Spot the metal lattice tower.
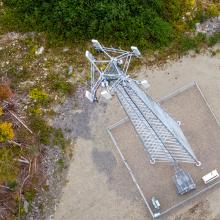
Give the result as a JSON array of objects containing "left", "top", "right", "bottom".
[{"left": 85, "top": 40, "right": 201, "bottom": 166}]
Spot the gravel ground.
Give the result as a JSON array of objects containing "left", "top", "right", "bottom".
[
  {"left": 196, "top": 16, "right": 220, "bottom": 35},
  {"left": 54, "top": 45, "right": 220, "bottom": 220},
  {"left": 111, "top": 85, "right": 220, "bottom": 216}
]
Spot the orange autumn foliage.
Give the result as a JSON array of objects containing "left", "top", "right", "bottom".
[{"left": 0, "top": 84, "right": 13, "bottom": 101}]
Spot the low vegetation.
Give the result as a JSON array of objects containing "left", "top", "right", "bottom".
[
  {"left": 0, "top": 121, "right": 14, "bottom": 142},
  {"left": 0, "top": 31, "right": 79, "bottom": 219},
  {"left": 1, "top": 0, "right": 220, "bottom": 50}
]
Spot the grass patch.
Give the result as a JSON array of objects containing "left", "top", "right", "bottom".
[
  {"left": 29, "top": 115, "right": 52, "bottom": 145},
  {"left": 24, "top": 188, "right": 36, "bottom": 202},
  {"left": 7, "top": 180, "right": 17, "bottom": 189},
  {"left": 46, "top": 73, "right": 75, "bottom": 95},
  {"left": 208, "top": 33, "right": 220, "bottom": 47},
  {"left": 53, "top": 128, "right": 67, "bottom": 150},
  {"left": 177, "top": 33, "right": 207, "bottom": 53},
  {"left": 0, "top": 147, "right": 18, "bottom": 182},
  {"left": 57, "top": 159, "right": 65, "bottom": 170},
  {"left": 6, "top": 66, "right": 32, "bottom": 90},
  {"left": 29, "top": 88, "right": 51, "bottom": 107},
  {"left": 29, "top": 114, "right": 68, "bottom": 149}
]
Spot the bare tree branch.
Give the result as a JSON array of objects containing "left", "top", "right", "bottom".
[
  {"left": 7, "top": 140, "right": 22, "bottom": 147},
  {"left": 0, "top": 185, "right": 11, "bottom": 191},
  {"left": 18, "top": 159, "right": 32, "bottom": 220},
  {"left": 7, "top": 110, "right": 33, "bottom": 134}
]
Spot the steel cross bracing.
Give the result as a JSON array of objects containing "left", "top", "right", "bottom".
[
  {"left": 116, "top": 80, "right": 200, "bottom": 165},
  {"left": 85, "top": 40, "right": 201, "bottom": 166}
]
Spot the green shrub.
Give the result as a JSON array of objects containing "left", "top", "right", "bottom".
[
  {"left": 208, "top": 33, "right": 220, "bottom": 47},
  {"left": 51, "top": 80, "right": 73, "bottom": 94},
  {"left": 29, "top": 115, "right": 52, "bottom": 145},
  {"left": 24, "top": 188, "right": 36, "bottom": 202},
  {"left": 53, "top": 128, "right": 66, "bottom": 150},
  {"left": 150, "top": 17, "right": 173, "bottom": 46},
  {"left": 2, "top": 0, "right": 196, "bottom": 48},
  {"left": 0, "top": 122, "right": 14, "bottom": 142},
  {"left": 46, "top": 73, "right": 74, "bottom": 95},
  {"left": 178, "top": 33, "right": 206, "bottom": 53},
  {"left": 6, "top": 67, "right": 31, "bottom": 89},
  {"left": 206, "top": 4, "right": 219, "bottom": 18},
  {"left": 29, "top": 88, "right": 51, "bottom": 107},
  {"left": 0, "top": 147, "right": 17, "bottom": 182},
  {"left": 29, "top": 115, "right": 67, "bottom": 147},
  {"left": 29, "top": 88, "right": 48, "bottom": 100},
  {"left": 7, "top": 180, "right": 17, "bottom": 189},
  {"left": 2, "top": 0, "right": 219, "bottom": 52},
  {"left": 57, "top": 159, "right": 65, "bottom": 170}
]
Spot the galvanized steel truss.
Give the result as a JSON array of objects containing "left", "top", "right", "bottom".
[{"left": 85, "top": 40, "right": 201, "bottom": 166}]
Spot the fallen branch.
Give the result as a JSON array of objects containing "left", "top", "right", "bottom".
[
  {"left": 33, "top": 157, "right": 37, "bottom": 173},
  {"left": 18, "top": 159, "right": 32, "bottom": 220},
  {"left": 7, "top": 110, "right": 33, "bottom": 134},
  {"left": 0, "top": 185, "right": 11, "bottom": 191},
  {"left": 14, "top": 158, "right": 30, "bottom": 165},
  {"left": 15, "top": 156, "right": 30, "bottom": 164},
  {"left": 2, "top": 203, "right": 15, "bottom": 214},
  {"left": 7, "top": 140, "right": 22, "bottom": 147}
]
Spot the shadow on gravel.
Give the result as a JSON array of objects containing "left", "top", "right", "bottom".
[
  {"left": 52, "top": 87, "right": 95, "bottom": 139},
  {"left": 92, "top": 147, "right": 117, "bottom": 176},
  {"left": 92, "top": 147, "right": 140, "bottom": 201}
]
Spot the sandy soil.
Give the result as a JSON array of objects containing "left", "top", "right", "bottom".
[{"left": 54, "top": 45, "right": 220, "bottom": 220}]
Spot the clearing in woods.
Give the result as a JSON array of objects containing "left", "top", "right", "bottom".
[{"left": 54, "top": 46, "right": 220, "bottom": 220}]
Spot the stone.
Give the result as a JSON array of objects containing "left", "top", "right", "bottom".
[
  {"left": 35, "top": 47, "right": 44, "bottom": 55},
  {"left": 24, "top": 200, "right": 29, "bottom": 213},
  {"left": 195, "top": 16, "right": 220, "bottom": 36},
  {"left": 68, "top": 65, "right": 73, "bottom": 75},
  {"left": 148, "top": 55, "right": 156, "bottom": 62},
  {"left": 63, "top": 47, "right": 69, "bottom": 52}
]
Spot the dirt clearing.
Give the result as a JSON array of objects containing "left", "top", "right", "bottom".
[
  {"left": 54, "top": 46, "right": 220, "bottom": 220},
  {"left": 110, "top": 84, "right": 220, "bottom": 217}
]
